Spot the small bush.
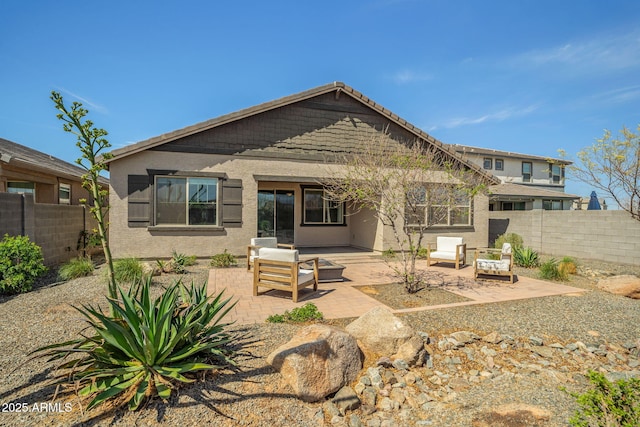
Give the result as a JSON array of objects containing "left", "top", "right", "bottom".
[
  {"left": 58, "top": 257, "right": 94, "bottom": 281},
  {"left": 170, "top": 250, "right": 197, "bottom": 274},
  {"left": 113, "top": 257, "right": 144, "bottom": 283},
  {"left": 539, "top": 258, "right": 568, "bottom": 281},
  {"left": 266, "top": 303, "right": 324, "bottom": 323},
  {"left": 513, "top": 246, "right": 540, "bottom": 268},
  {"left": 567, "top": 370, "right": 640, "bottom": 427},
  {"left": 559, "top": 256, "right": 577, "bottom": 276},
  {"left": 0, "top": 234, "right": 47, "bottom": 294},
  {"left": 494, "top": 233, "right": 523, "bottom": 250},
  {"left": 382, "top": 248, "right": 397, "bottom": 260},
  {"left": 210, "top": 250, "right": 238, "bottom": 268},
  {"left": 411, "top": 246, "right": 429, "bottom": 259}
]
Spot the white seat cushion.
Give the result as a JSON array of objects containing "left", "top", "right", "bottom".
[
  {"left": 430, "top": 251, "right": 458, "bottom": 261},
  {"left": 250, "top": 237, "right": 279, "bottom": 258},
  {"left": 258, "top": 247, "right": 299, "bottom": 262},
  {"left": 298, "top": 269, "right": 315, "bottom": 284},
  {"left": 475, "top": 259, "right": 510, "bottom": 272},
  {"left": 436, "top": 237, "right": 464, "bottom": 253}
]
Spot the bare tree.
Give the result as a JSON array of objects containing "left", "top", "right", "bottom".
[
  {"left": 567, "top": 124, "right": 640, "bottom": 221},
  {"left": 322, "top": 130, "right": 488, "bottom": 293}
]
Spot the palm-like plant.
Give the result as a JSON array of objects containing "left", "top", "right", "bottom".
[{"left": 33, "top": 277, "right": 236, "bottom": 410}]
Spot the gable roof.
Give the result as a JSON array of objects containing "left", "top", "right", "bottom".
[
  {"left": 490, "top": 183, "right": 579, "bottom": 199},
  {"left": 0, "top": 137, "right": 109, "bottom": 185},
  {"left": 105, "top": 82, "right": 499, "bottom": 184},
  {"left": 452, "top": 144, "right": 571, "bottom": 165}
]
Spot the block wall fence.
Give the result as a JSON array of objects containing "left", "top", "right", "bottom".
[
  {"left": 489, "top": 210, "right": 640, "bottom": 266},
  {"left": 0, "top": 193, "right": 99, "bottom": 266}
]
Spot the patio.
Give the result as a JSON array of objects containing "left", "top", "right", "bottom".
[{"left": 207, "top": 249, "right": 586, "bottom": 324}]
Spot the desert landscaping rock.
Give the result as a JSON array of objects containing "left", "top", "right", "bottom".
[
  {"left": 267, "top": 324, "right": 363, "bottom": 402},
  {"left": 597, "top": 274, "right": 640, "bottom": 299},
  {"left": 345, "top": 306, "right": 420, "bottom": 358}
]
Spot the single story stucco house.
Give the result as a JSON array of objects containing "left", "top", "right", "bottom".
[{"left": 105, "top": 82, "right": 498, "bottom": 259}]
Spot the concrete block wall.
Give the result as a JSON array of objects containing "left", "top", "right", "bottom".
[
  {"left": 0, "top": 192, "right": 95, "bottom": 266},
  {"left": 33, "top": 204, "right": 87, "bottom": 265},
  {"left": 0, "top": 193, "right": 30, "bottom": 237},
  {"left": 489, "top": 210, "right": 640, "bottom": 265}
]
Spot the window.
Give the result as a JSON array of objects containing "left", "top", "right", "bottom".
[
  {"left": 155, "top": 176, "right": 218, "bottom": 226},
  {"left": 303, "top": 188, "right": 344, "bottom": 225},
  {"left": 501, "top": 201, "right": 526, "bottom": 211},
  {"left": 522, "top": 162, "right": 532, "bottom": 182},
  {"left": 59, "top": 183, "right": 71, "bottom": 204},
  {"left": 495, "top": 159, "right": 504, "bottom": 171},
  {"left": 483, "top": 158, "right": 493, "bottom": 169},
  {"left": 550, "top": 163, "right": 563, "bottom": 184},
  {"left": 543, "top": 199, "right": 563, "bottom": 210},
  {"left": 7, "top": 181, "right": 35, "bottom": 195},
  {"left": 405, "top": 186, "right": 472, "bottom": 227}
]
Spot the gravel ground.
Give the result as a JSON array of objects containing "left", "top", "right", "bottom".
[{"left": 0, "top": 258, "right": 639, "bottom": 426}]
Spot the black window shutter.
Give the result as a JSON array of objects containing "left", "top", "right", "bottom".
[
  {"left": 221, "top": 179, "right": 242, "bottom": 228},
  {"left": 128, "top": 175, "right": 150, "bottom": 228}
]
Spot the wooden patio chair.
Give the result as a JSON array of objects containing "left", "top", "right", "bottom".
[
  {"left": 473, "top": 243, "right": 514, "bottom": 283},
  {"left": 253, "top": 247, "right": 319, "bottom": 303}
]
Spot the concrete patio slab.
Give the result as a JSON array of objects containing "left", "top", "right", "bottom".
[{"left": 207, "top": 256, "right": 586, "bottom": 325}]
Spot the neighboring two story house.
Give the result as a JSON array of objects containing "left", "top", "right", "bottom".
[{"left": 452, "top": 145, "right": 579, "bottom": 211}]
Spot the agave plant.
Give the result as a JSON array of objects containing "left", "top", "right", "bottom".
[
  {"left": 32, "top": 277, "right": 236, "bottom": 411},
  {"left": 513, "top": 246, "right": 540, "bottom": 268}
]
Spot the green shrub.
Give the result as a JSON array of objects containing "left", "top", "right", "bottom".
[
  {"left": 266, "top": 303, "right": 324, "bottom": 323},
  {"left": 539, "top": 258, "right": 568, "bottom": 281},
  {"left": 382, "top": 248, "right": 397, "bottom": 260},
  {"left": 32, "top": 277, "right": 237, "bottom": 411},
  {"left": 167, "top": 250, "right": 196, "bottom": 274},
  {"left": 513, "top": 246, "right": 540, "bottom": 268},
  {"left": 494, "top": 233, "right": 523, "bottom": 250},
  {"left": 410, "top": 246, "right": 429, "bottom": 259},
  {"left": 567, "top": 371, "right": 640, "bottom": 427},
  {"left": 210, "top": 250, "right": 238, "bottom": 268},
  {"left": 0, "top": 234, "right": 47, "bottom": 294},
  {"left": 58, "top": 257, "right": 94, "bottom": 281},
  {"left": 113, "top": 257, "right": 144, "bottom": 283}
]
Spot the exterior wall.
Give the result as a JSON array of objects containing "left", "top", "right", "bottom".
[
  {"left": 0, "top": 162, "right": 94, "bottom": 205},
  {"left": 0, "top": 192, "right": 97, "bottom": 266},
  {"left": 109, "top": 150, "right": 491, "bottom": 259},
  {"left": 109, "top": 151, "right": 359, "bottom": 259},
  {"left": 489, "top": 210, "right": 640, "bottom": 265}
]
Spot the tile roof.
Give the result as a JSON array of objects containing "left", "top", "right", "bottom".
[
  {"left": 489, "top": 183, "right": 579, "bottom": 199},
  {"left": 451, "top": 144, "right": 571, "bottom": 165},
  {"left": 0, "top": 137, "right": 109, "bottom": 184}
]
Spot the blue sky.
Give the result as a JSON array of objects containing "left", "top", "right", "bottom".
[{"left": 2, "top": 0, "right": 640, "bottom": 201}]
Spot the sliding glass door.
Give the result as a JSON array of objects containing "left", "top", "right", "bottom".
[{"left": 257, "top": 190, "right": 294, "bottom": 244}]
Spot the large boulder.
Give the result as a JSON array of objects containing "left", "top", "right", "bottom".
[
  {"left": 597, "top": 275, "right": 640, "bottom": 299},
  {"left": 345, "top": 306, "right": 426, "bottom": 366},
  {"left": 267, "top": 324, "right": 362, "bottom": 402}
]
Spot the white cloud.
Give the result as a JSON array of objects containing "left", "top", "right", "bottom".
[
  {"left": 592, "top": 85, "right": 640, "bottom": 105},
  {"left": 512, "top": 30, "right": 640, "bottom": 73},
  {"left": 441, "top": 104, "right": 539, "bottom": 129},
  {"left": 391, "top": 69, "right": 433, "bottom": 84},
  {"left": 55, "top": 87, "right": 109, "bottom": 114}
]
